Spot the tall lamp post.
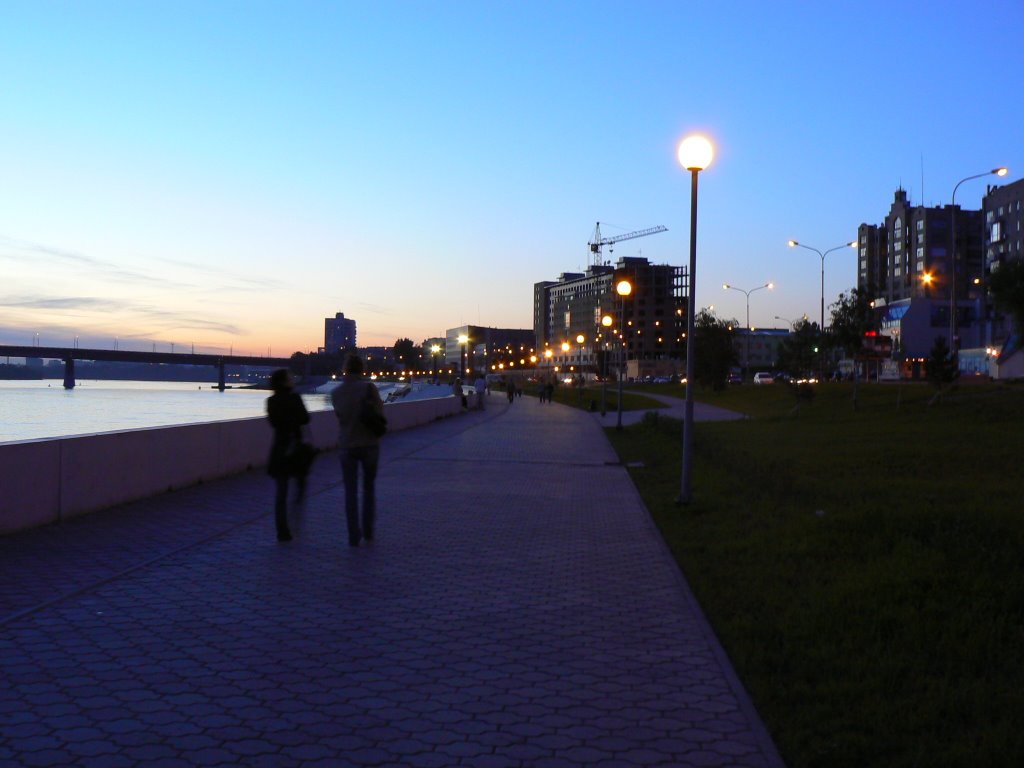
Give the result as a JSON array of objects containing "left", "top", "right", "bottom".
[
  {"left": 601, "top": 314, "right": 613, "bottom": 415},
  {"left": 787, "top": 239, "right": 856, "bottom": 375},
  {"left": 615, "top": 279, "right": 632, "bottom": 430},
  {"left": 949, "top": 167, "right": 1007, "bottom": 351},
  {"left": 457, "top": 334, "right": 468, "bottom": 379},
  {"left": 723, "top": 281, "right": 773, "bottom": 380},
  {"left": 678, "top": 134, "right": 713, "bottom": 505},
  {"left": 430, "top": 343, "right": 441, "bottom": 379}
]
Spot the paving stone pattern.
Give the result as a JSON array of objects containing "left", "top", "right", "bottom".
[{"left": 1, "top": 394, "right": 784, "bottom": 767}]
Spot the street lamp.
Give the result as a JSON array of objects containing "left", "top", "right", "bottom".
[
  {"left": 457, "top": 334, "right": 469, "bottom": 378},
  {"left": 949, "top": 167, "right": 1007, "bottom": 352},
  {"left": 677, "top": 134, "right": 713, "bottom": 504},
  {"left": 430, "top": 343, "right": 441, "bottom": 378},
  {"left": 723, "top": 281, "right": 773, "bottom": 380},
  {"left": 787, "top": 239, "right": 856, "bottom": 375},
  {"left": 601, "top": 314, "right": 613, "bottom": 415},
  {"left": 615, "top": 279, "right": 632, "bottom": 430}
]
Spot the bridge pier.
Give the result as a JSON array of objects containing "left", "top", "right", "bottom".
[
  {"left": 63, "top": 357, "right": 76, "bottom": 390},
  {"left": 217, "top": 360, "right": 226, "bottom": 392}
]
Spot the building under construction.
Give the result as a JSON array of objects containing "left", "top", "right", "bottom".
[{"left": 533, "top": 256, "right": 687, "bottom": 378}]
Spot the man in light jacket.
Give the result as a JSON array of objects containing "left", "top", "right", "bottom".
[{"left": 330, "top": 354, "right": 384, "bottom": 547}]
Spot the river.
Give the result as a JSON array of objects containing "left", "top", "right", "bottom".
[{"left": 0, "top": 380, "right": 335, "bottom": 444}]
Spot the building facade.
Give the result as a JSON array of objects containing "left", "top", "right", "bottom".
[
  {"left": 444, "top": 325, "right": 535, "bottom": 377},
  {"left": 324, "top": 313, "right": 357, "bottom": 354},
  {"left": 858, "top": 189, "right": 984, "bottom": 356},
  {"left": 982, "top": 177, "right": 1024, "bottom": 349},
  {"left": 533, "top": 256, "right": 687, "bottom": 374}
]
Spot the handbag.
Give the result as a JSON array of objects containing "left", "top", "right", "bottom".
[{"left": 360, "top": 385, "right": 388, "bottom": 437}]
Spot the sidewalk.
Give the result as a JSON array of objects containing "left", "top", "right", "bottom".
[
  {"left": 0, "top": 394, "right": 783, "bottom": 768},
  {"left": 588, "top": 389, "right": 747, "bottom": 428}
]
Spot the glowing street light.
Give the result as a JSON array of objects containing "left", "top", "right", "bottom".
[
  {"left": 615, "top": 279, "right": 633, "bottom": 430},
  {"left": 949, "top": 167, "right": 1008, "bottom": 351},
  {"left": 677, "top": 133, "right": 713, "bottom": 504}
]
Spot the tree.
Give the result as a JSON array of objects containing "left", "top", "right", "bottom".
[
  {"left": 988, "top": 257, "right": 1024, "bottom": 336},
  {"left": 829, "top": 288, "right": 875, "bottom": 409},
  {"left": 828, "top": 287, "right": 874, "bottom": 361},
  {"left": 392, "top": 338, "right": 418, "bottom": 371},
  {"left": 776, "top": 318, "right": 819, "bottom": 377},
  {"left": 692, "top": 309, "right": 737, "bottom": 391},
  {"left": 926, "top": 335, "right": 958, "bottom": 389}
]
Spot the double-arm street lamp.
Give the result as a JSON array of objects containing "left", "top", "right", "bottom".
[
  {"left": 949, "top": 167, "right": 1007, "bottom": 351},
  {"left": 787, "top": 239, "right": 855, "bottom": 376},
  {"left": 723, "top": 281, "right": 773, "bottom": 379},
  {"left": 678, "top": 134, "right": 713, "bottom": 505},
  {"left": 786, "top": 240, "right": 856, "bottom": 335}
]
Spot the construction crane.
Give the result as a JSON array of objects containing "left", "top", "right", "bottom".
[{"left": 588, "top": 222, "right": 668, "bottom": 267}]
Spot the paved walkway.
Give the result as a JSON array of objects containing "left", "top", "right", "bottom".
[
  {"left": 588, "top": 390, "right": 747, "bottom": 428},
  {"left": 0, "top": 394, "right": 783, "bottom": 767}
]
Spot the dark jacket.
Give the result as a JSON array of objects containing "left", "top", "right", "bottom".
[
  {"left": 266, "top": 391, "right": 310, "bottom": 477},
  {"left": 331, "top": 377, "right": 384, "bottom": 450}
]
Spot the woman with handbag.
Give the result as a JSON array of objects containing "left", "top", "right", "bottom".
[
  {"left": 266, "top": 368, "right": 311, "bottom": 542},
  {"left": 330, "top": 354, "right": 385, "bottom": 547}
]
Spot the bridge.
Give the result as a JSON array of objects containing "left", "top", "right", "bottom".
[{"left": 0, "top": 345, "right": 294, "bottom": 390}]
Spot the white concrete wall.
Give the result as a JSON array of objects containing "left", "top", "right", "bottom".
[{"left": 0, "top": 394, "right": 464, "bottom": 535}]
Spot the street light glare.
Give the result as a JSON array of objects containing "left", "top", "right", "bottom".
[
  {"left": 767, "top": 282, "right": 774, "bottom": 290},
  {"left": 616, "top": 280, "right": 632, "bottom": 297},
  {"left": 787, "top": 240, "right": 798, "bottom": 247},
  {"left": 995, "top": 167, "right": 1009, "bottom": 177},
  {"left": 677, "top": 135, "right": 713, "bottom": 171},
  {"left": 722, "top": 283, "right": 730, "bottom": 290}
]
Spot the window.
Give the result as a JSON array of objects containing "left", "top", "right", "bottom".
[
  {"left": 894, "top": 267, "right": 902, "bottom": 276},
  {"left": 992, "top": 222, "right": 1003, "bottom": 242},
  {"left": 860, "top": 259, "right": 867, "bottom": 270},
  {"left": 917, "top": 247, "right": 924, "bottom": 259},
  {"left": 917, "top": 220, "right": 924, "bottom": 231}
]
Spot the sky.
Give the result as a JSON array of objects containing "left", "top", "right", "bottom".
[{"left": 2, "top": 0, "right": 1022, "bottom": 356}]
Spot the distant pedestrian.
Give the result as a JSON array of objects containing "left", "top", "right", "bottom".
[
  {"left": 331, "top": 354, "right": 384, "bottom": 547},
  {"left": 507, "top": 381, "right": 515, "bottom": 404},
  {"left": 474, "top": 374, "right": 486, "bottom": 410},
  {"left": 266, "top": 369, "right": 310, "bottom": 543},
  {"left": 545, "top": 381, "right": 554, "bottom": 403}
]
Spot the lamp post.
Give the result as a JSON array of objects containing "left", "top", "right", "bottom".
[
  {"left": 787, "top": 239, "right": 856, "bottom": 375},
  {"left": 457, "top": 334, "right": 468, "bottom": 379},
  {"left": 430, "top": 343, "right": 440, "bottom": 378},
  {"left": 615, "top": 279, "right": 632, "bottom": 430},
  {"left": 723, "top": 281, "right": 773, "bottom": 380},
  {"left": 949, "top": 167, "right": 1008, "bottom": 352},
  {"left": 677, "top": 134, "right": 713, "bottom": 504},
  {"left": 601, "top": 314, "right": 612, "bottom": 415}
]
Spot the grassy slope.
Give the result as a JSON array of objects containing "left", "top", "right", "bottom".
[{"left": 607, "top": 381, "right": 1024, "bottom": 768}]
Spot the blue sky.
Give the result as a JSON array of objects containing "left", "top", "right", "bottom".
[{"left": 2, "top": 1, "right": 1022, "bottom": 355}]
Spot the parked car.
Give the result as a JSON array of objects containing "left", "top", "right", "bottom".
[
  {"left": 727, "top": 372, "right": 742, "bottom": 385},
  {"left": 753, "top": 372, "right": 774, "bottom": 385}
]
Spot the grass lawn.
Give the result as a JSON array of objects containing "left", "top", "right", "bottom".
[{"left": 606, "top": 380, "right": 1024, "bottom": 768}]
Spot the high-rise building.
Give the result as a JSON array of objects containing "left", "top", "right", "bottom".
[
  {"left": 982, "top": 177, "right": 1024, "bottom": 348},
  {"left": 858, "top": 189, "right": 984, "bottom": 356},
  {"left": 324, "top": 313, "right": 357, "bottom": 355}
]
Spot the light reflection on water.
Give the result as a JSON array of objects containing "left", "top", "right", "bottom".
[{"left": 0, "top": 380, "right": 333, "bottom": 444}]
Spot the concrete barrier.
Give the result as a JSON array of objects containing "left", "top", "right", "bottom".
[{"left": 0, "top": 394, "right": 463, "bottom": 535}]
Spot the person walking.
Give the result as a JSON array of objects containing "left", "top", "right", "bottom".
[
  {"left": 331, "top": 354, "right": 384, "bottom": 547},
  {"left": 266, "top": 369, "right": 310, "bottom": 543},
  {"left": 474, "top": 374, "right": 486, "bottom": 410}
]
